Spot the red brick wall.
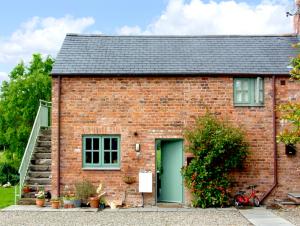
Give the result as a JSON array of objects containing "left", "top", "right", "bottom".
[{"left": 51, "top": 76, "right": 300, "bottom": 206}]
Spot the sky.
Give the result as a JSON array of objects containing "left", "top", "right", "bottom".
[{"left": 0, "top": 0, "right": 295, "bottom": 82}]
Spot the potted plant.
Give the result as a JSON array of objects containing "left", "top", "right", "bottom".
[
  {"left": 75, "top": 180, "right": 97, "bottom": 206},
  {"left": 123, "top": 175, "right": 136, "bottom": 184},
  {"left": 99, "top": 197, "right": 106, "bottom": 210},
  {"left": 23, "top": 184, "right": 30, "bottom": 193},
  {"left": 89, "top": 183, "right": 106, "bottom": 208},
  {"left": 35, "top": 190, "right": 45, "bottom": 207},
  {"left": 63, "top": 185, "right": 75, "bottom": 208},
  {"left": 73, "top": 196, "right": 81, "bottom": 208},
  {"left": 51, "top": 197, "right": 60, "bottom": 209}
]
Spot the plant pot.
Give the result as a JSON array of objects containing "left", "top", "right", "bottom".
[
  {"left": 63, "top": 199, "right": 75, "bottom": 208},
  {"left": 123, "top": 176, "right": 136, "bottom": 184},
  {"left": 99, "top": 203, "right": 105, "bottom": 210},
  {"left": 23, "top": 187, "right": 30, "bottom": 193},
  {"left": 89, "top": 197, "right": 99, "bottom": 208},
  {"left": 36, "top": 198, "right": 45, "bottom": 207},
  {"left": 51, "top": 200, "right": 60, "bottom": 209},
  {"left": 73, "top": 199, "right": 81, "bottom": 208}
]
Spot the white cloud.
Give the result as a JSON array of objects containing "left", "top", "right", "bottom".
[
  {"left": 0, "top": 15, "right": 95, "bottom": 66},
  {"left": 117, "top": 26, "right": 142, "bottom": 35},
  {"left": 117, "top": 0, "right": 293, "bottom": 35}
]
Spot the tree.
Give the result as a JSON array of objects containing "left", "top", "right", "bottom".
[
  {"left": 182, "top": 114, "right": 248, "bottom": 208},
  {"left": 277, "top": 50, "right": 300, "bottom": 145},
  {"left": 0, "top": 53, "right": 54, "bottom": 161}
]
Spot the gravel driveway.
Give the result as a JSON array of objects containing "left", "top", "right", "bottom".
[
  {"left": 273, "top": 208, "right": 300, "bottom": 226},
  {"left": 0, "top": 208, "right": 252, "bottom": 226}
]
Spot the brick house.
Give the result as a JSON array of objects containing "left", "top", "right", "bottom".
[{"left": 49, "top": 33, "right": 300, "bottom": 206}]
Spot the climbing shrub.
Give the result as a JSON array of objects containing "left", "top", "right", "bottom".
[{"left": 182, "top": 114, "right": 248, "bottom": 208}]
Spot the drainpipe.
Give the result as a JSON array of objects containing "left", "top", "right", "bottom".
[
  {"left": 260, "top": 75, "right": 278, "bottom": 203},
  {"left": 57, "top": 76, "right": 61, "bottom": 196}
]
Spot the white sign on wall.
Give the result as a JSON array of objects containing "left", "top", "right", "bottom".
[{"left": 139, "top": 171, "right": 152, "bottom": 193}]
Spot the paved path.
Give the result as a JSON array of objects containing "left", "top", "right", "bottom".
[{"left": 239, "top": 207, "right": 295, "bottom": 226}]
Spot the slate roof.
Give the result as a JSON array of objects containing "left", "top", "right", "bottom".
[{"left": 51, "top": 34, "right": 298, "bottom": 76}]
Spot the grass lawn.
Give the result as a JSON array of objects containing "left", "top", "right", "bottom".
[{"left": 0, "top": 186, "right": 16, "bottom": 209}]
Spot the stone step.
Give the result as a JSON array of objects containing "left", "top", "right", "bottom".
[
  {"left": 21, "top": 191, "right": 36, "bottom": 198},
  {"left": 31, "top": 159, "right": 51, "bottom": 165},
  {"left": 33, "top": 152, "right": 51, "bottom": 159},
  {"left": 26, "top": 178, "right": 51, "bottom": 185},
  {"left": 273, "top": 199, "right": 299, "bottom": 209},
  {"left": 28, "top": 171, "right": 51, "bottom": 178},
  {"left": 288, "top": 193, "right": 300, "bottom": 204},
  {"left": 40, "top": 128, "right": 51, "bottom": 135},
  {"left": 36, "top": 141, "right": 51, "bottom": 148},
  {"left": 34, "top": 147, "right": 51, "bottom": 153},
  {"left": 29, "top": 164, "right": 51, "bottom": 171},
  {"left": 18, "top": 198, "right": 51, "bottom": 205},
  {"left": 37, "top": 135, "right": 51, "bottom": 141},
  {"left": 24, "top": 184, "right": 51, "bottom": 191},
  {"left": 17, "top": 198, "right": 36, "bottom": 205}
]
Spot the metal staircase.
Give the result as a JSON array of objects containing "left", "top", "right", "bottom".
[{"left": 16, "top": 100, "right": 51, "bottom": 204}]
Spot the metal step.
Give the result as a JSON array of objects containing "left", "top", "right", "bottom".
[
  {"left": 28, "top": 171, "right": 51, "bottom": 178},
  {"left": 29, "top": 164, "right": 51, "bottom": 171},
  {"left": 37, "top": 135, "right": 51, "bottom": 141},
  {"left": 33, "top": 152, "right": 51, "bottom": 159}
]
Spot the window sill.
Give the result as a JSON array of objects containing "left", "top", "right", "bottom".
[
  {"left": 234, "top": 104, "right": 264, "bottom": 107},
  {"left": 82, "top": 167, "right": 121, "bottom": 171}
]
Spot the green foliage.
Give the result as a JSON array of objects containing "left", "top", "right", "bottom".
[
  {"left": 277, "top": 50, "right": 300, "bottom": 145},
  {"left": 75, "top": 180, "right": 97, "bottom": 203},
  {"left": 182, "top": 114, "right": 248, "bottom": 208},
  {"left": 0, "top": 53, "right": 53, "bottom": 185},
  {"left": 0, "top": 54, "right": 54, "bottom": 160}
]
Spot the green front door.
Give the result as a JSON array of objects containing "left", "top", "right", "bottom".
[{"left": 158, "top": 140, "right": 183, "bottom": 203}]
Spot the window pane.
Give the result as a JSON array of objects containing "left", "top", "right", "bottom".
[
  {"left": 93, "top": 138, "right": 99, "bottom": 150},
  {"left": 242, "top": 91, "right": 249, "bottom": 102},
  {"left": 112, "top": 152, "right": 118, "bottom": 164},
  {"left": 112, "top": 138, "right": 118, "bottom": 150},
  {"left": 259, "top": 90, "right": 263, "bottom": 103},
  {"left": 104, "top": 152, "right": 111, "bottom": 163},
  {"left": 242, "top": 80, "right": 249, "bottom": 90},
  {"left": 236, "top": 91, "right": 242, "bottom": 102},
  {"left": 86, "top": 138, "right": 92, "bottom": 150},
  {"left": 93, "top": 152, "right": 99, "bottom": 164},
  {"left": 85, "top": 152, "right": 92, "bottom": 164},
  {"left": 235, "top": 80, "right": 241, "bottom": 90},
  {"left": 104, "top": 138, "right": 111, "bottom": 150}
]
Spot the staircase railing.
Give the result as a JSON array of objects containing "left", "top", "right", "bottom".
[{"left": 18, "top": 100, "right": 51, "bottom": 197}]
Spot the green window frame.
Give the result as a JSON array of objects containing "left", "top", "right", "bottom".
[
  {"left": 82, "top": 135, "right": 120, "bottom": 169},
  {"left": 233, "top": 77, "right": 264, "bottom": 106}
]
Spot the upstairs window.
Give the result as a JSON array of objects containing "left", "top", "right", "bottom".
[
  {"left": 83, "top": 135, "right": 120, "bottom": 169},
  {"left": 233, "top": 77, "right": 264, "bottom": 106}
]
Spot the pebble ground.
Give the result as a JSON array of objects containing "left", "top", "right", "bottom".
[
  {"left": 0, "top": 208, "right": 253, "bottom": 226},
  {"left": 273, "top": 208, "right": 300, "bottom": 226}
]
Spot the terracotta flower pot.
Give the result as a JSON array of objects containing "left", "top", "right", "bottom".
[
  {"left": 36, "top": 198, "right": 45, "bottom": 207},
  {"left": 89, "top": 197, "right": 99, "bottom": 208},
  {"left": 23, "top": 186, "right": 30, "bottom": 193},
  {"left": 51, "top": 200, "right": 60, "bottom": 209}
]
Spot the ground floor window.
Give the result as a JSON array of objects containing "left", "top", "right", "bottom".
[{"left": 82, "top": 135, "right": 120, "bottom": 169}]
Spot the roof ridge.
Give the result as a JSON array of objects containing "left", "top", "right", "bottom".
[{"left": 66, "top": 33, "right": 296, "bottom": 38}]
